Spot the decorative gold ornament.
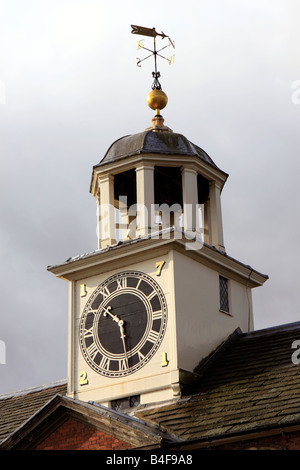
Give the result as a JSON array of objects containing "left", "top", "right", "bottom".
[{"left": 147, "top": 89, "right": 168, "bottom": 114}]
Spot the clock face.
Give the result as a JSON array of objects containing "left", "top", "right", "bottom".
[{"left": 79, "top": 271, "right": 168, "bottom": 377}]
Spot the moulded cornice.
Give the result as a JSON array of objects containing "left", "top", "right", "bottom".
[
  {"left": 48, "top": 231, "right": 268, "bottom": 288},
  {"left": 90, "top": 153, "right": 228, "bottom": 197}
]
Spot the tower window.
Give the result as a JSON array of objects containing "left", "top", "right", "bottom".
[
  {"left": 111, "top": 395, "right": 140, "bottom": 411},
  {"left": 219, "top": 276, "right": 230, "bottom": 313}
]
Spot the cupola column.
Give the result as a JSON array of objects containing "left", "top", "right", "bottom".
[
  {"left": 181, "top": 167, "right": 199, "bottom": 234},
  {"left": 205, "top": 181, "right": 225, "bottom": 252},
  {"left": 97, "top": 174, "right": 116, "bottom": 248},
  {"left": 135, "top": 163, "right": 155, "bottom": 238}
]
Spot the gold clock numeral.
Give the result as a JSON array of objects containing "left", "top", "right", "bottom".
[
  {"left": 161, "top": 352, "right": 169, "bottom": 367},
  {"left": 79, "top": 371, "right": 88, "bottom": 385},
  {"left": 80, "top": 284, "right": 87, "bottom": 297},
  {"left": 155, "top": 260, "right": 165, "bottom": 276}
]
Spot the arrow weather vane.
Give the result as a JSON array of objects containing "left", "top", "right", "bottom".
[{"left": 131, "top": 24, "right": 175, "bottom": 90}]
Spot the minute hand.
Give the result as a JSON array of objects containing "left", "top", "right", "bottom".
[{"left": 118, "top": 319, "right": 129, "bottom": 369}]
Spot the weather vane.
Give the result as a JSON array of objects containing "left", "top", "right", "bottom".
[
  {"left": 131, "top": 24, "right": 175, "bottom": 91},
  {"left": 130, "top": 24, "right": 175, "bottom": 120}
]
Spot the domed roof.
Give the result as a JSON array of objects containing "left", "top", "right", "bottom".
[{"left": 98, "top": 130, "right": 220, "bottom": 170}]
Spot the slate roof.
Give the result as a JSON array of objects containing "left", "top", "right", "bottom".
[
  {"left": 135, "top": 322, "right": 300, "bottom": 445},
  {"left": 1, "top": 322, "right": 300, "bottom": 449},
  {"left": 0, "top": 381, "right": 67, "bottom": 444}
]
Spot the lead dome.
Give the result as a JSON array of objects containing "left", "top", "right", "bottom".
[{"left": 98, "top": 130, "right": 220, "bottom": 170}]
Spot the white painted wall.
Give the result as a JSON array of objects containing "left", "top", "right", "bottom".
[{"left": 171, "top": 249, "right": 254, "bottom": 372}]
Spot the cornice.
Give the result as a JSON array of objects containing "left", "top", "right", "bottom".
[
  {"left": 90, "top": 153, "right": 228, "bottom": 197},
  {"left": 48, "top": 229, "right": 268, "bottom": 288}
]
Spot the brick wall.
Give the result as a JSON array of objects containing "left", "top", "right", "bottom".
[{"left": 35, "top": 417, "right": 132, "bottom": 450}]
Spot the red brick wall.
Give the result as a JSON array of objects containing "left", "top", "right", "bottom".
[{"left": 35, "top": 417, "right": 132, "bottom": 450}]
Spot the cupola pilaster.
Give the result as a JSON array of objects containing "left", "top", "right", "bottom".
[
  {"left": 181, "top": 166, "right": 199, "bottom": 234},
  {"left": 97, "top": 174, "right": 116, "bottom": 249},
  {"left": 205, "top": 181, "right": 225, "bottom": 252},
  {"left": 135, "top": 163, "right": 155, "bottom": 238}
]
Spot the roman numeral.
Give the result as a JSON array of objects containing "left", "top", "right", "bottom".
[
  {"left": 84, "top": 325, "right": 93, "bottom": 338},
  {"left": 147, "top": 290, "right": 157, "bottom": 301},
  {"left": 148, "top": 330, "right": 159, "bottom": 344},
  {"left": 116, "top": 277, "right": 127, "bottom": 289},
  {"left": 87, "top": 342, "right": 98, "bottom": 360},
  {"left": 137, "top": 350, "right": 145, "bottom": 361},
  {"left": 99, "top": 286, "right": 110, "bottom": 298},
  {"left": 99, "top": 355, "right": 110, "bottom": 370},
  {"left": 152, "top": 310, "right": 162, "bottom": 320},
  {"left": 119, "top": 358, "right": 128, "bottom": 371}
]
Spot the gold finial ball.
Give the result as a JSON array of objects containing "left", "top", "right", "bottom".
[{"left": 147, "top": 89, "right": 168, "bottom": 113}]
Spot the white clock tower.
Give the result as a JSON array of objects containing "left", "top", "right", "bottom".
[{"left": 48, "top": 26, "right": 268, "bottom": 410}]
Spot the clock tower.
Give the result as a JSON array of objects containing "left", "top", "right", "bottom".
[{"left": 48, "top": 26, "right": 268, "bottom": 409}]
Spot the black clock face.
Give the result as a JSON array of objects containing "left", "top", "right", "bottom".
[{"left": 79, "top": 271, "right": 168, "bottom": 377}]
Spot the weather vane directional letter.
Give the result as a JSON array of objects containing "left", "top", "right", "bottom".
[{"left": 131, "top": 24, "right": 175, "bottom": 90}]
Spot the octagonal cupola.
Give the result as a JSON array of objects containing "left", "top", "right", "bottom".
[{"left": 90, "top": 117, "right": 228, "bottom": 253}]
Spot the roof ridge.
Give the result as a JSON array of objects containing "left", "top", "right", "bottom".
[
  {"left": 86, "top": 399, "right": 181, "bottom": 442},
  {"left": 0, "top": 379, "right": 67, "bottom": 400},
  {"left": 238, "top": 321, "right": 300, "bottom": 340}
]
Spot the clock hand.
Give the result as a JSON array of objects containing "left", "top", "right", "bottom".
[
  {"left": 103, "top": 306, "right": 129, "bottom": 369},
  {"left": 118, "top": 320, "right": 129, "bottom": 369},
  {"left": 102, "top": 306, "right": 121, "bottom": 324}
]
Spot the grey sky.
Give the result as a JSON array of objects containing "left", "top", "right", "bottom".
[{"left": 0, "top": 0, "right": 299, "bottom": 394}]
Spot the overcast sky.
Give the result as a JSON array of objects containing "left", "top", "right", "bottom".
[{"left": 0, "top": 0, "right": 299, "bottom": 394}]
